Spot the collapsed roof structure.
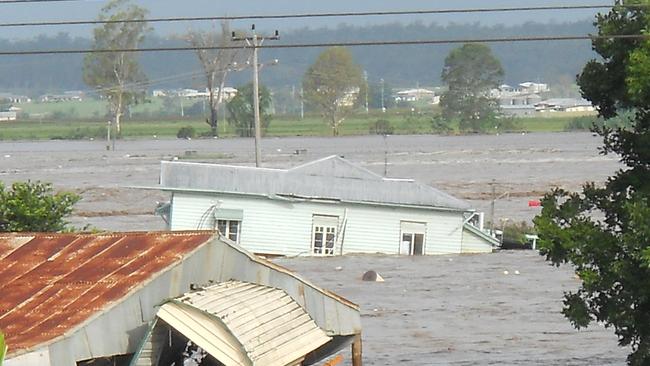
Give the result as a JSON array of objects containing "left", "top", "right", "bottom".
[{"left": 0, "top": 231, "right": 361, "bottom": 366}]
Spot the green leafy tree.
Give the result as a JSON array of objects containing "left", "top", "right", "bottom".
[
  {"left": 303, "top": 47, "right": 363, "bottom": 136},
  {"left": 440, "top": 43, "right": 504, "bottom": 133},
  {"left": 535, "top": 2, "right": 650, "bottom": 364},
  {"left": 83, "top": 0, "right": 149, "bottom": 134},
  {"left": 226, "top": 83, "right": 272, "bottom": 137},
  {"left": 0, "top": 181, "right": 80, "bottom": 232}
]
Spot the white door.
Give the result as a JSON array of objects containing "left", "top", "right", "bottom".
[
  {"left": 312, "top": 215, "right": 339, "bottom": 256},
  {"left": 400, "top": 221, "right": 426, "bottom": 255}
]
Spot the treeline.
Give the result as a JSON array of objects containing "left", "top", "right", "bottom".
[{"left": 0, "top": 20, "right": 596, "bottom": 95}]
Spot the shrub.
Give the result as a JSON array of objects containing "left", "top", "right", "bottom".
[
  {"left": 431, "top": 116, "right": 453, "bottom": 134},
  {"left": 565, "top": 116, "right": 600, "bottom": 131},
  {"left": 176, "top": 126, "right": 196, "bottom": 139},
  {"left": 502, "top": 220, "right": 536, "bottom": 249},
  {"left": 369, "top": 119, "right": 394, "bottom": 135}
]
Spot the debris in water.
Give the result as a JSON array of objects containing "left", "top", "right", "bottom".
[{"left": 362, "top": 270, "right": 385, "bottom": 282}]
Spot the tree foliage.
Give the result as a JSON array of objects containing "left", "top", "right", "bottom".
[
  {"left": 303, "top": 47, "right": 363, "bottom": 136},
  {"left": 0, "top": 330, "right": 5, "bottom": 365},
  {"left": 0, "top": 181, "right": 80, "bottom": 232},
  {"left": 535, "top": 2, "right": 650, "bottom": 364},
  {"left": 187, "top": 22, "right": 247, "bottom": 137},
  {"left": 440, "top": 43, "right": 504, "bottom": 133},
  {"left": 226, "top": 83, "right": 272, "bottom": 138},
  {"left": 83, "top": 0, "right": 149, "bottom": 133}
]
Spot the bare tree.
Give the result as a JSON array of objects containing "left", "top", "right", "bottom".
[{"left": 187, "top": 22, "right": 247, "bottom": 137}]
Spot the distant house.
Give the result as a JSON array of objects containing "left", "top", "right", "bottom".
[
  {"left": 518, "top": 82, "right": 549, "bottom": 94},
  {"left": 156, "top": 156, "right": 498, "bottom": 257},
  {"left": 492, "top": 81, "right": 549, "bottom": 117},
  {"left": 500, "top": 104, "right": 537, "bottom": 117},
  {"left": 213, "top": 86, "right": 239, "bottom": 102},
  {"left": 499, "top": 93, "right": 542, "bottom": 107},
  {"left": 0, "top": 93, "right": 31, "bottom": 104},
  {"left": 158, "top": 87, "right": 238, "bottom": 101},
  {"left": 0, "top": 111, "right": 17, "bottom": 121},
  {"left": 492, "top": 82, "right": 549, "bottom": 98},
  {"left": 334, "top": 87, "right": 360, "bottom": 107},
  {"left": 535, "top": 98, "right": 595, "bottom": 113},
  {"left": 394, "top": 88, "right": 438, "bottom": 104},
  {"left": 151, "top": 89, "right": 167, "bottom": 97},
  {"left": 1, "top": 231, "right": 361, "bottom": 366},
  {"left": 39, "top": 91, "right": 84, "bottom": 103}
]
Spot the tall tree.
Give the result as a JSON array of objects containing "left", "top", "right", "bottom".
[
  {"left": 0, "top": 181, "right": 80, "bottom": 232},
  {"left": 440, "top": 43, "right": 504, "bottom": 132},
  {"left": 187, "top": 22, "right": 247, "bottom": 137},
  {"left": 535, "top": 2, "right": 650, "bottom": 364},
  {"left": 226, "top": 83, "right": 272, "bottom": 137},
  {"left": 303, "top": 47, "right": 363, "bottom": 136},
  {"left": 83, "top": 0, "right": 149, "bottom": 134}
]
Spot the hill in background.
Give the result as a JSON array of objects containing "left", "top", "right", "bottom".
[{"left": 0, "top": 20, "right": 596, "bottom": 95}]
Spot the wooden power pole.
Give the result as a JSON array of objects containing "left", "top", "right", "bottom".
[{"left": 233, "top": 25, "right": 279, "bottom": 167}]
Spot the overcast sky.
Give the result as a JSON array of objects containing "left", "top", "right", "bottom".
[{"left": 0, "top": 0, "right": 606, "bottom": 39}]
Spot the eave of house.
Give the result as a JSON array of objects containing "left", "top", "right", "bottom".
[{"left": 135, "top": 185, "right": 473, "bottom": 214}]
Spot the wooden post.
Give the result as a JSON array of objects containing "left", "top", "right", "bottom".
[{"left": 352, "top": 334, "right": 362, "bottom": 366}]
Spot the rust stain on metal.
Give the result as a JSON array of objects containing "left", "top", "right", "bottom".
[
  {"left": 254, "top": 255, "right": 359, "bottom": 310},
  {"left": 0, "top": 231, "right": 214, "bottom": 356}
]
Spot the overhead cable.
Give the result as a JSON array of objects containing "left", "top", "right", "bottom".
[
  {"left": 0, "top": 0, "right": 83, "bottom": 3},
  {"left": 0, "top": 4, "right": 642, "bottom": 28},
  {"left": 0, "top": 34, "right": 646, "bottom": 56}
]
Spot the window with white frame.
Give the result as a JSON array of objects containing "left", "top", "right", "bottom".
[
  {"left": 400, "top": 221, "right": 426, "bottom": 256},
  {"left": 312, "top": 215, "right": 339, "bottom": 256},
  {"left": 217, "top": 219, "right": 241, "bottom": 243},
  {"left": 214, "top": 208, "right": 244, "bottom": 244}
]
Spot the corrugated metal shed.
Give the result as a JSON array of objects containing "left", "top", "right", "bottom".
[
  {"left": 0, "top": 231, "right": 214, "bottom": 358},
  {"left": 1, "top": 231, "right": 361, "bottom": 365},
  {"left": 154, "top": 281, "right": 331, "bottom": 366},
  {"left": 159, "top": 155, "right": 470, "bottom": 211}
]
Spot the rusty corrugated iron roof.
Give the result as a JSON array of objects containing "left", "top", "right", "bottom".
[{"left": 0, "top": 231, "right": 215, "bottom": 356}]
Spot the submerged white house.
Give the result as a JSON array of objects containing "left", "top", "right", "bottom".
[{"left": 157, "top": 156, "right": 498, "bottom": 256}]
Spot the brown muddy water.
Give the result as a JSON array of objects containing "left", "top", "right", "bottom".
[
  {"left": 277, "top": 251, "right": 628, "bottom": 365},
  {"left": 0, "top": 132, "right": 628, "bottom": 364},
  {"left": 0, "top": 132, "right": 621, "bottom": 230}
]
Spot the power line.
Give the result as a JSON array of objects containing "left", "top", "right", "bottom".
[
  {"left": 0, "top": 0, "right": 84, "bottom": 3},
  {"left": 0, "top": 4, "right": 636, "bottom": 28},
  {"left": 0, "top": 34, "right": 646, "bottom": 56}
]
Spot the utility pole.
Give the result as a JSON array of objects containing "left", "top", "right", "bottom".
[
  {"left": 489, "top": 180, "right": 496, "bottom": 235},
  {"left": 233, "top": 25, "right": 279, "bottom": 167},
  {"left": 383, "top": 134, "right": 388, "bottom": 177},
  {"left": 363, "top": 70, "right": 369, "bottom": 114},
  {"left": 380, "top": 78, "right": 385, "bottom": 112},
  {"left": 300, "top": 87, "right": 304, "bottom": 120},
  {"left": 106, "top": 120, "right": 111, "bottom": 151}
]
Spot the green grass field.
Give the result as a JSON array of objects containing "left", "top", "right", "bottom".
[{"left": 1, "top": 98, "right": 596, "bottom": 140}]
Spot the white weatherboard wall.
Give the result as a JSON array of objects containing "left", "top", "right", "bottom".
[
  {"left": 170, "top": 192, "right": 465, "bottom": 256},
  {"left": 461, "top": 229, "right": 494, "bottom": 254}
]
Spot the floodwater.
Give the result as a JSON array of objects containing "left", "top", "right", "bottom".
[
  {"left": 0, "top": 132, "right": 621, "bottom": 230},
  {"left": 277, "top": 251, "right": 628, "bottom": 365},
  {"left": 0, "top": 132, "right": 629, "bottom": 364}
]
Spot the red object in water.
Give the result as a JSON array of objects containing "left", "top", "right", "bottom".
[{"left": 528, "top": 200, "right": 542, "bottom": 207}]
